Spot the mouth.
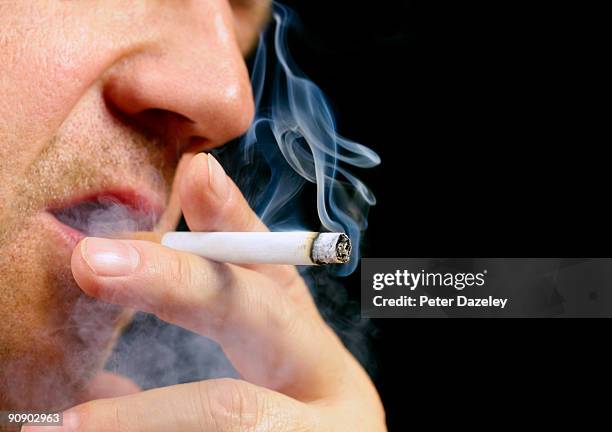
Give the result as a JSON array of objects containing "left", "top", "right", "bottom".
[{"left": 46, "top": 190, "right": 163, "bottom": 242}]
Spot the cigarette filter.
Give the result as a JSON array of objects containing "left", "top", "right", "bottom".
[{"left": 159, "top": 231, "right": 351, "bottom": 265}]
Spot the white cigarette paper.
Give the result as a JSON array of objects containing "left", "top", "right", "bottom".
[{"left": 161, "top": 232, "right": 351, "bottom": 265}]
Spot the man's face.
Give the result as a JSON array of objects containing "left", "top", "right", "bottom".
[{"left": 0, "top": 0, "right": 269, "bottom": 410}]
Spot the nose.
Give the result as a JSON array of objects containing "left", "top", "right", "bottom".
[{"left": 102, "top": 1, "right": 255, "bottom": 154}]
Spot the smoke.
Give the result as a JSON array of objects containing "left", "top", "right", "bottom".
[
  {"left": 217, "top": 3, "right": 380, "bottom": 276},
  {"left": 51, "top": 195, "right": 157, "bottom": 237},
  {"left": 109, "top": 2, "right": 379, "bottom": 389},
  {"left": 108, "top": 313, "right": 237, "bottom": 389}
]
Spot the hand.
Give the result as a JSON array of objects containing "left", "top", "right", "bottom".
[{"left": 25, "top": 153, "right": 385, "bottom": 431}]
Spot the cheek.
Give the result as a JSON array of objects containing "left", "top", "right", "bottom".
[
  {"left": 1, "top": 4, "right": 86, "bottom": 149},
  {"left": 0, "top": 1, "right": 148, "bottom": 193}
]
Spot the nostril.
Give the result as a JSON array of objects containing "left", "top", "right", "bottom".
[
  {"left": 182, "top": 136, "right": 212, "bottom": 153},
  {"left": 103, "top": 96, "right": 211, "bottom": 155},
  {"left": 130, "top": 111, "right": 212, "bottom": 153},
  {"left": 104, "top": 92, "right": 195, "bottom": 138},
  {"left": 127, "top": 107, "right": 193, "bottom": 137},
  {"left": 131, "top": 108, "right": 194, "bottom": 138}
]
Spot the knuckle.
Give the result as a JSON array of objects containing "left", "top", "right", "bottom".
[
  {"left": 205, "top": 263, "right": 237, "bottom": 336},
  {"left": 167, "top": 252, "right": 196, "bottom": 288},
  {"left": 198, "top": 379, "right": 264, "bottom": 432},
  {"left": 158, "top": 251, "right": 199, "bottom": 305}
]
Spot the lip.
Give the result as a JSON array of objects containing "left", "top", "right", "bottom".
[
  {"left": 46, "top": 188, "right": 165, "bottom": 217},
  {"left": 42, "top": 211, "right": 88, "bottom": 249},
  {"left": 43, "top": 187, "right": 165, "bottom": 249}
]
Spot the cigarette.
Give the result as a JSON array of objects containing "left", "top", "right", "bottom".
[{"left": 130, "top": 231, "right": 351, "bottom": 265}]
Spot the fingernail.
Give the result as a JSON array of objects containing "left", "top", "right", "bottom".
[
  {"left": 81, "top": 238, "right": 140, "bottom": 277},
  {"left": 207, "top": 153, "right": 230, "bottom": 198},
  {"left": 21, "top": 411, "right": 79, "bottom": 432}
]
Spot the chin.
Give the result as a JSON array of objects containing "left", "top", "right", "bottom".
[
  {"left": 0, "top": 292, "right": 132, "bottom": 412},
  {"left": 0, "top": 218, "right": 133, "bottom": 412}
]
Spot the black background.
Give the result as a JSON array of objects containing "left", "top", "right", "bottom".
[{"left": 279, "top": 1, "right": 603, "bottom": 430}]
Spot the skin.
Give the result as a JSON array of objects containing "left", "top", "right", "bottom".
[{"left": 0, "top": 0, "right": 385, "bottom": 431}]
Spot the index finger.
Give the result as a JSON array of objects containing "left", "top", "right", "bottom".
[{"left": 178, "top": 152, "right": 298, "bottom": 285}]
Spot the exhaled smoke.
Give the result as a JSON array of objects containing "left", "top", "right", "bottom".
[
  {"left": 218, "top": 3, "right": 380, "bottom": 276},
  {"left": 51, "top": 196, "right": 157, "bottom": 237}
]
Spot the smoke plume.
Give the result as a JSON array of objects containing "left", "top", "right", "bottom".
[
  {"left": 218, "top": 3, "right": 380, "bottom": 276},
  {"left": 108, "top": 2, "right": 379, "bottom": 389}
]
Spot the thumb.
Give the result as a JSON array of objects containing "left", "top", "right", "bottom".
[{"left": 24, "top": 379, "right": 316, "bottom": 432}]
